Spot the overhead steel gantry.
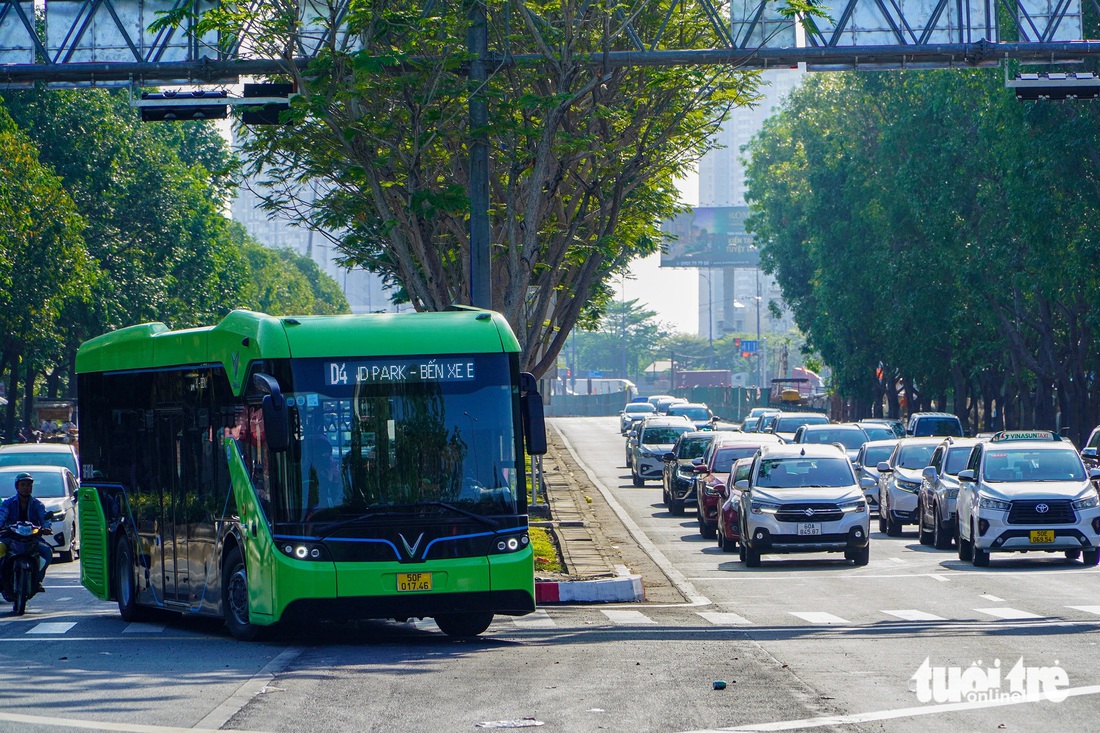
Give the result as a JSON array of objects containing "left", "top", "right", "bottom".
[{"left": 0, "top": 0, "right": 1096, "bottom": 89}]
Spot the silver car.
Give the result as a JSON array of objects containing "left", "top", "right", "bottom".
[
  {"left": 916, "top": 437, "right": 986, "bottom": 549},
  {"left": 853, "top": 439, "right": 899, "bottom": 513},
  {"left": 877, "top": 438, "right": 941, "bottom": 536}
]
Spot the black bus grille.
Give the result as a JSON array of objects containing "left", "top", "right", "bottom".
[{"left": 1007, "top": 500, "right": 1075, "bottom": 525}]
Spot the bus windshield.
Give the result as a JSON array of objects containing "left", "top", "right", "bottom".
[{"left": 248, "top": 353, "right": 521, "bottom": 527}]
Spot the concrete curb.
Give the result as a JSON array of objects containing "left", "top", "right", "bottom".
[{"left": 535, "top": 572, "right": 645, "bottom": 604}]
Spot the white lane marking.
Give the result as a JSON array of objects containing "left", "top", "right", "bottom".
[
  {"left": 975, "top": 607, "right": 1043, "bottom": 620},
  {"left": 511, "top": 610, "right": 556, "bottom": 629},
  {"left": 123, "top": 622, "right": 166, "bottom": 633},
  {"left": 788, "top": 612, "right": 850, "bottom": 625},
  {"left": 1068, "top": 605, "right": 1100, "bottom": 616},
  {"left": 698, "top": 611, "right": 753, "bottom": 626},
  {"left": 685, "top": 684, "right": 1100, "bottom": 732},
  {"left": 980, "top": 593, "right": 1006, "bottom": 602},
  {"left": 882, "top": 610, "right": 946, "bottom": 622},
  {"left": 887, "top": 557, "right": 905, "bottom": 563},
  {"left": 0, "top": 710, "right": 269, "bottom": 732},
  {"left": 27, "top": 622, "right": 76, "bottom": 634},
  {"left": 928, "top": 575, "right": 949, "bottom": 582},
  {"left": 601, "top": 609, "right": 657, "bottom": 625}
]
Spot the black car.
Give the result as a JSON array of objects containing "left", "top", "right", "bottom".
[{"left": 661, "top": 431, "right": 716, "bottom": 514}]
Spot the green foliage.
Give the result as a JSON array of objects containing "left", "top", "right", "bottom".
[
  {"left": 745, "top": 69, "right": 1100, "bottom": 438},
  {"left": 199, "top": 0, "right": 759, "bottom": 379}
]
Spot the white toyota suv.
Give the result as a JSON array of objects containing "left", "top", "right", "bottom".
[
  {"left": 736, "top": 444, "right": 870, "bottom": 567},
  {"left": 956, "top": 430, "right": 1100, "bottom": 567}
]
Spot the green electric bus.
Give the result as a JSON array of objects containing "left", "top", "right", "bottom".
[{"left": 75, "top": 308, "right": 546, "bottom": 639}]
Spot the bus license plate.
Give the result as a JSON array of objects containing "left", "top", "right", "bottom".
[
  {"left": 798, "top": 523, "right": 821, "bottom": 536},
  {"left": 397, "top": 572, "right": 433, "bottom": 592},
  {"left": 1030, "top": 530, "right": 1055, "bottom": 544}
]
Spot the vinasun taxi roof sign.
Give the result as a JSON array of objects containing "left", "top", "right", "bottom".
[{"left": 990, "top": 430, "right": 1060, "bottom": 442}]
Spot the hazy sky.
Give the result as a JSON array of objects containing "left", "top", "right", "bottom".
[{"left": 622, "top": 175, "right": 699, "bottom": 334}]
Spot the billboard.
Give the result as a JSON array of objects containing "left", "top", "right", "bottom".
[{"left": 661, "top": 206, "right": 760, "bottom": 268}]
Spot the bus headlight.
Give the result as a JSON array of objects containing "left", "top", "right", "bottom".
[
  {"left": 491, "top": 533, "right": 530, "bottom": 555},
  {"left": 280, "top": 542, "right": 330, "bottom": 561}
]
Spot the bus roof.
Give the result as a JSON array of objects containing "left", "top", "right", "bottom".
[{"left": 76, "top": 308, "right": 520, "bottom": 395}]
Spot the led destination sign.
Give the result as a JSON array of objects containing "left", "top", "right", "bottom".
[{"left": 326, "top": 358, "right": 477, "bottom": 386}]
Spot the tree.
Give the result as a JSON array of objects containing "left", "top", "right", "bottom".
[
  {"left": 0, "top": 106, "right": 96, "bottom": 435},
  {"left": 189, "top": 0, "right": 759, "bottom": 377}
]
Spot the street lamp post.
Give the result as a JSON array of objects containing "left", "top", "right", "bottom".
[{"left": 755, "top": 268, "right": 764, "bottom": 390}]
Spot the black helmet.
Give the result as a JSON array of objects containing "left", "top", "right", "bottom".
[{"left": 15, "top": 472, "right": 33, "bottom": 484}]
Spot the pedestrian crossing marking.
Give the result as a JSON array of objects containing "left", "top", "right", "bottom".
[
  {"left": 788, "top": 611, "right": 850, "bottom": 624},
  {"left": 602, "top": 610, "right": 657, "bottom": 624},
  {"left": 975, "top": 607, "right": 1043, "bottom": 620},
  {"left": 512, "top": 610, "right": 556, "bottom": 629},
  {"left": 122, "top": 623, "right": 166, "bottom": 633},
  {"left": 1067, "top": 605, "right": 1100, "bottom": 616},
  {"left": 882, "top": 610, "right": 946, "bottom": 622},
  {"left": 980, "top": 594, "right": 1006, "bottom": 602},
  {"left": 27, "top": 622, "right": 76, "bottom": 634},
  {"left": 698, "top": 611, "right": 753, "bottom": 626}
]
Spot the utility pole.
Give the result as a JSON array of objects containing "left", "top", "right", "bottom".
[{"left": 467, "top": 0, "right": 491, "bottom": 309}]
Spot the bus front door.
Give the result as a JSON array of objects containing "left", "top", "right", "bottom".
[{"left": 157, "top": 411, "right": 188, "bottom": 604}]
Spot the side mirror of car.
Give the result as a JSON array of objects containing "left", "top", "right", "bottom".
[
  {"left": 663, "top": 452, "right": 676, "bottom": 462},
  {"left": 734, "top": 479, "right": 749, "bottom": 491},
  {"left": 860, "top": 477, "right": 877, "bottom": 490},
  {"left": 694, "top": 464, "right": 709, "bottom": 473},
  {"left": 922, "top": 466, "right": 937, "bottom": 481},
  {"left": 1089, "top": 468, "right": 1100, "bottom": 480},
  {"left": 958, "top": 469, "right": 976, "bottom": 482},
  {"left": 1082, "top": 447, "right": 1097, "bottom": 459},
  {"left": 877, "top": 461, "right": 892, "bottom": 473}
]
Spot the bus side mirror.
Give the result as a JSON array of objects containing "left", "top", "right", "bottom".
[
  {"left": 253, "top": 372, "right": 290, "bottom": 453},
  {"left": 520, "top": 372, "right": 547, "bottom": 456}
]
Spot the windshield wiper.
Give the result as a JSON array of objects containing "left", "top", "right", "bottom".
[
  {"left": 422, "top": 502, "right": 499, "bottom": 528},
  {"left": 315, "top": 503, "right": 499, "bottom": 536}
]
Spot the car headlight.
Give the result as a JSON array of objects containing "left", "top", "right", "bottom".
[
  {"left": 751, "top": 501, "right": 780, "bottom": 514},
  {"left": 703, "top": 483, "right": 724, "bottom": 497},
  {"left": 677, "top": 467, "right": 694, "bottom": 479},
  {"left": 1072, "top": 495, "right": 1100, "bottom": 510},
  {"left": 944, "top": 488, "right": 959, "bottom": 499},
  {"left": 839, "top": 499, "right": 867, "bottom": 513},
  {"left": 977, "top": 495, "right": 1011, "bottom": 512},
  {"left": 894, "top": 479, "right": 921, "bottom": 494}
]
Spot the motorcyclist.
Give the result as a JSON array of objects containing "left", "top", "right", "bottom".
[{"left": 0, "top": 473, "right": 52, "bottom": 592}]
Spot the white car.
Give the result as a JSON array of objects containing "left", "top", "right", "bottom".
[
  {"left": 736, "top": 443, "right": 870, "bottom": 566},
  {"left": 956, "top": 430, "right": 1100, "bottom": 567},
  {"left": 630, "top": 417, "right": 695, "bottom": 487},
  {"left": 0, "top": 443, "right": 79, "bottom": 478},
  {"left": 876, "top": 438, "right": 941, "bottom": 536},
  {"left": 619, "top": 402, "right": 657, "bottom": 434},
  {"left": 0, "top": 464, "right": 80, "bottom": 562}
]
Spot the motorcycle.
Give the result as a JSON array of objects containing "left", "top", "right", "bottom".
[{"left": 0, "top": 520, "right": 51, "bottom": 615}]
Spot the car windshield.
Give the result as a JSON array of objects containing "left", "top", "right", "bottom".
[
  {"left": 897, "top": 444, "right": 936, "bottom": 469},
  {"left": 804, "top": 429, "right": 866, "bottom": 449},
  {"left": 859, "top": 425, "right": 895, "bottom": 441},
  {"left": 624, "top": 404, "right": 655, "bottom": 415},
  {"left": 643, "top": 426, "right": 693, "bottom": 444},
  {"left": 913, "top": 417, "right": 962, "bottom": 437},
  {"left": 862, "top": 445, "right": 895, "bottom": 466},
  {"left": 677, "top": 437, "right": 713, "bottom": 459},
  {"left": 713, "top": 447, "right": 761, "bottom": 472},
  {"left": 944, "top": 446, "right": 975, "bottom": 475},
  {"left": 741, "top": 417, "right": 760, "bottom": 431},
  {"left": 755, "top": 458, "right": 856, "bottom": 488},
  {"left": 0, "top": 471, "right": 68, "bottom": 498},
  {"left": 982, "top": 449, "right": 1086, "bottom": 482},
  {"left": 670, "top": 406, "right": 710, "bottom": 421},
  {"left": 0, "top": 452, "right": 76, "bottom": 473},
  {"left": 776, "top": 416, "right": 829, "bottom": 432}
]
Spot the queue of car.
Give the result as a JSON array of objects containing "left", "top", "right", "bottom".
[{"left": 618, "top": 400, "right": 1100, "bottom": 571}]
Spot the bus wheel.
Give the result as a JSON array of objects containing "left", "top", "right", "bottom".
[
  {"left": 222, "top": 547, "right": 261, "bottom": 641},
  {"left": 435, "top": 612, "right": 493, "bottom": 638},
  {"left": 116, "top": 537, "right": 149, "bottom": 622}
]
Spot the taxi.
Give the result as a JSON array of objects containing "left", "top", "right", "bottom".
[{"left": 955, "top": 430, "right": 1100, "bottom": 567}]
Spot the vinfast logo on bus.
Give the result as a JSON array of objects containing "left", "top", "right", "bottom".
[{"left": 326, "top": 358, "right": 477, "bottom": 385}]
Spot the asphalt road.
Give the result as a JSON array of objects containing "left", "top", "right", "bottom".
[{"left": 1, "top": 416, "right": 1097, "bottom": 732}]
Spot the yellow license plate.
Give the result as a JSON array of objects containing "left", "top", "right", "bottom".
[
  {"left": 1030, "top": 530, "right": 1055, "bottom": 544},
  {"left": 397, "top": 572, "right": 432, "bottom": 592}
]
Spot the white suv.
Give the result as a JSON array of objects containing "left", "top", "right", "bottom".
[
  {"left": 736, "top": 444, "right": 870, "bottom": 567},
  {"left": 630, "top": 417, "right": 695, "bottom": 487},
  {"left": 956, "top": 430, "right": 1100, "bottom": 567}
]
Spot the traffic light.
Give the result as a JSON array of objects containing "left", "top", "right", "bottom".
[
  {"left": 138, "top": 90, "right": 228, "bottom": 122},
  {"left": 241, "top": 83, "right": 294, "bottom": 125}
]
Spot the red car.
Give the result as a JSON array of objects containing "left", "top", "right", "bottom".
[
  {"left": 717, "top": 458, "right": 754, "bottom": 552},
  {"left": 693, "top": 434, "right": 780, "bottom": 539}
]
